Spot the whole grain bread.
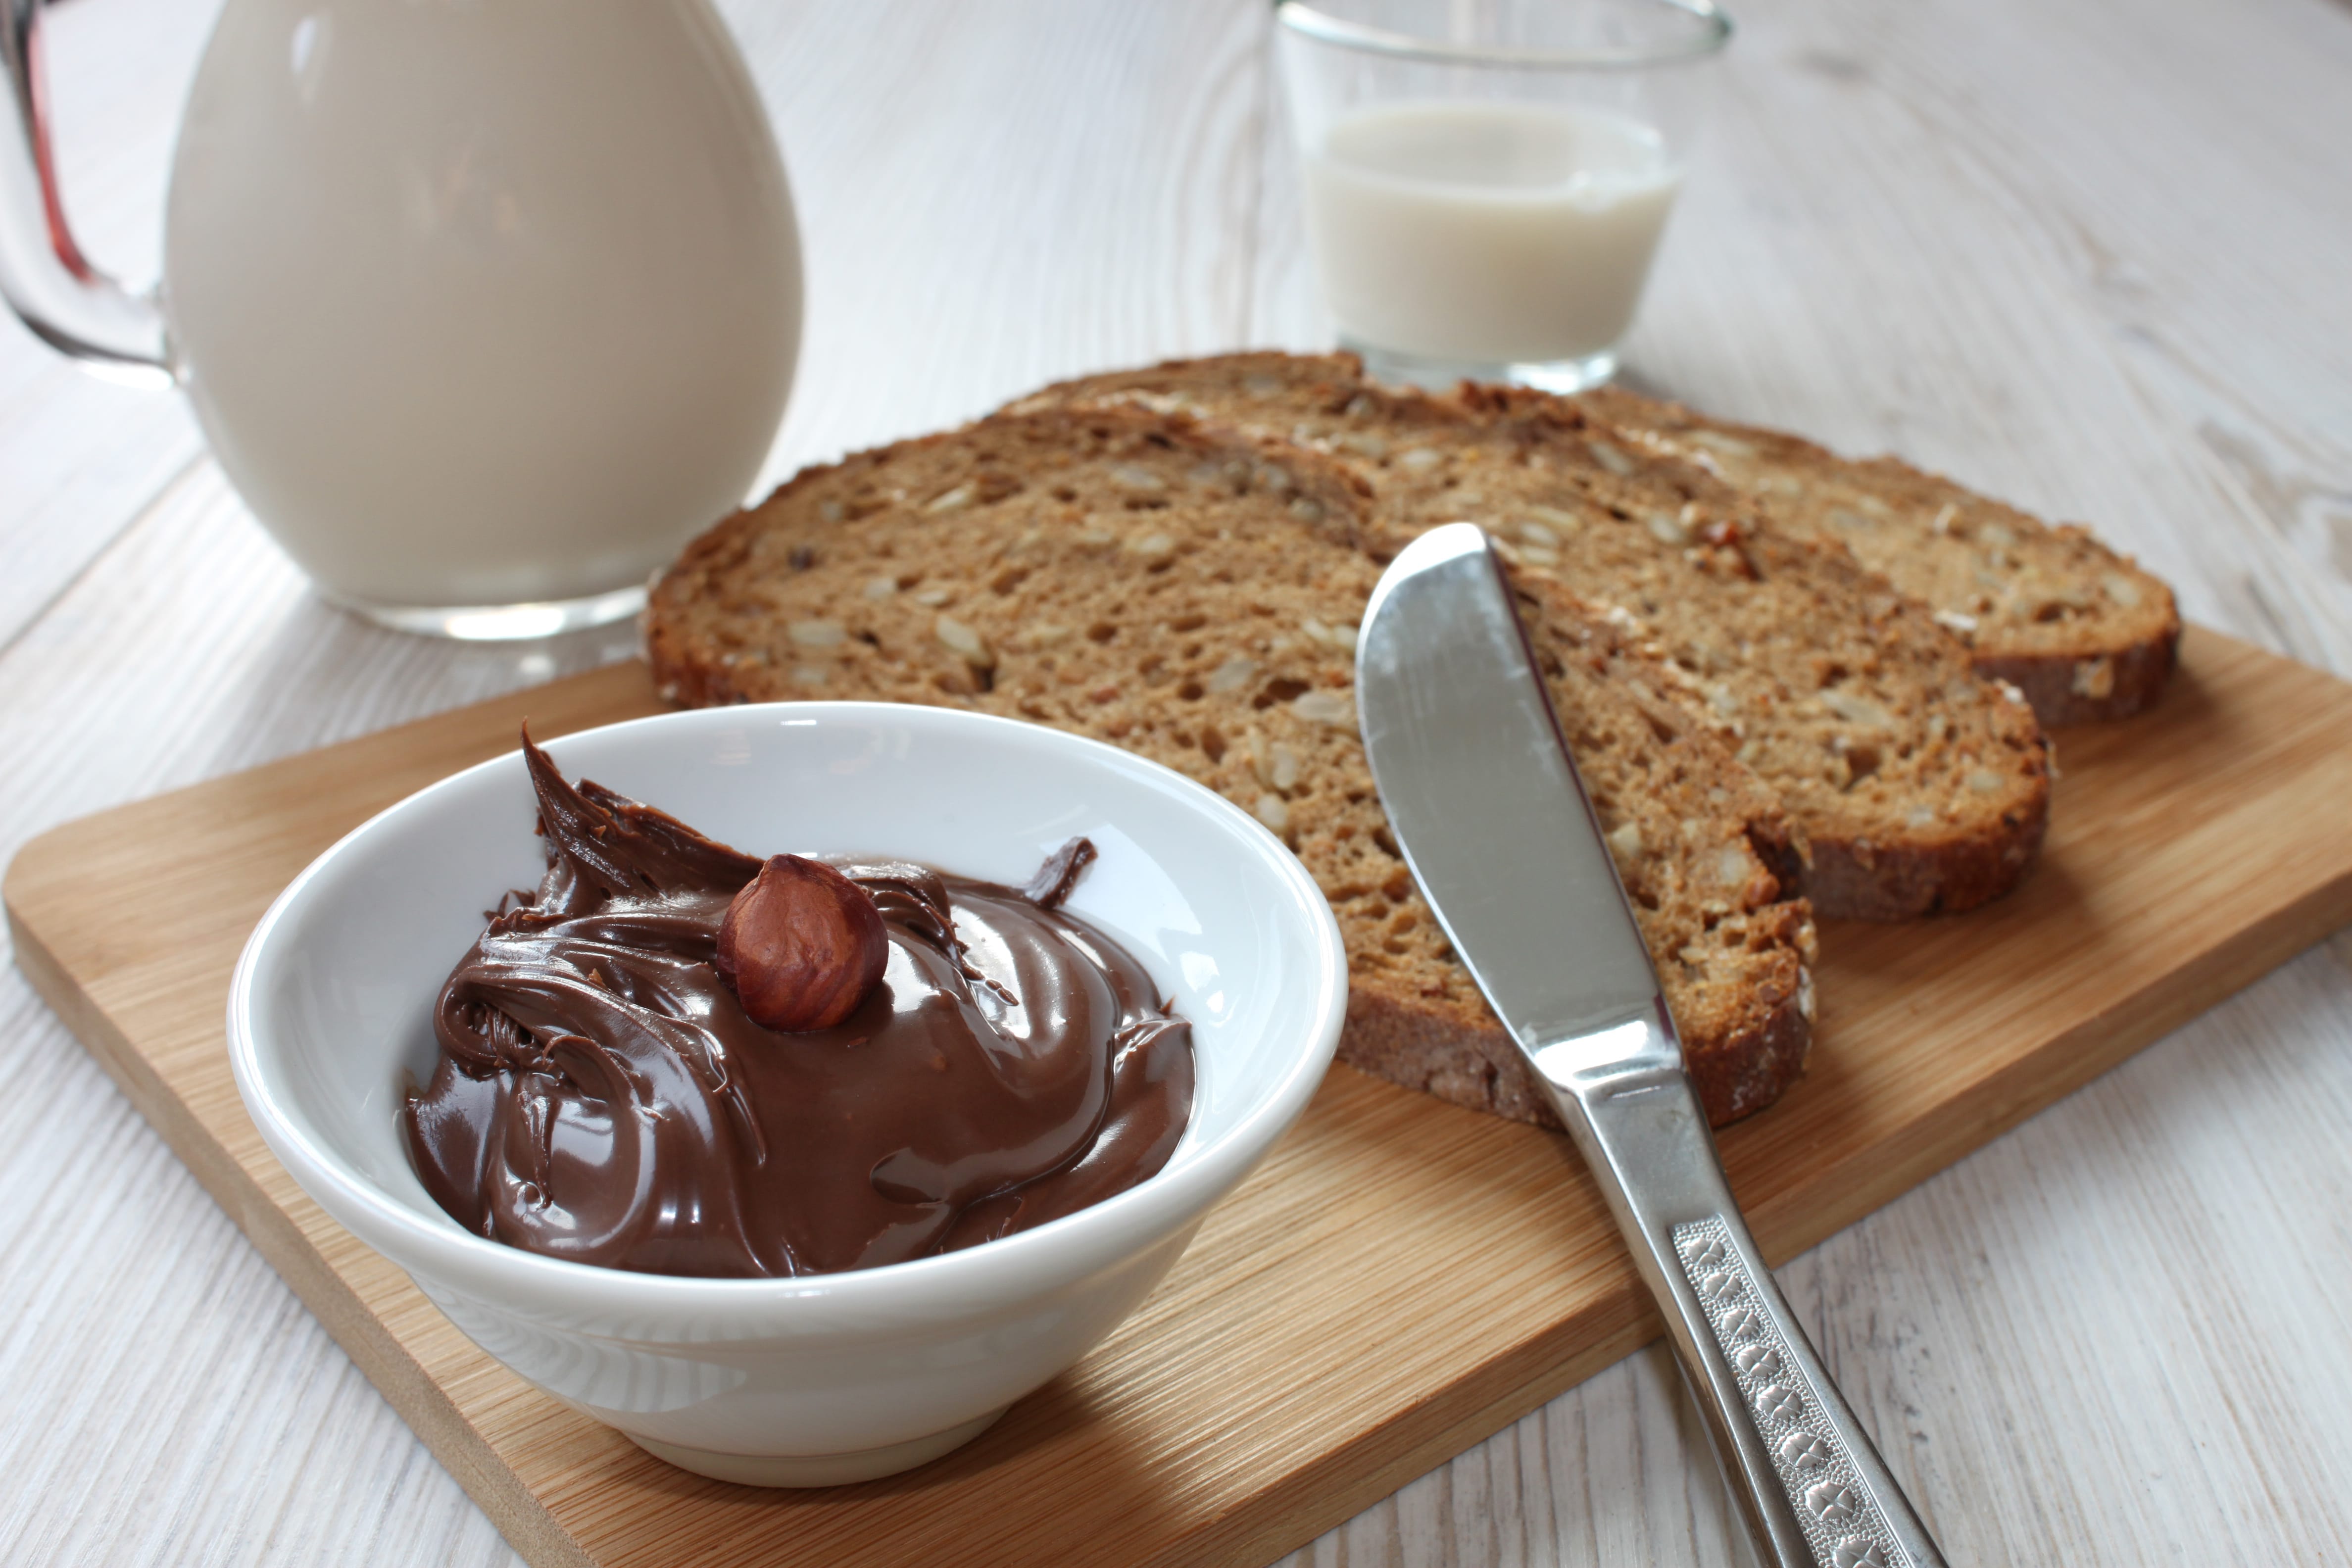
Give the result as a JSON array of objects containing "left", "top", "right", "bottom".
[
  {"left": 1019, "top": 355, "right": 2053, "bottom": 920},
  {"left": 1577, "top": 387, "right": 2181, "bottom": 726},
  {"left": 1013, "top": 355, "right": 2179, "bottom": 726},
  {"left": 646, "top": 405, "right": 1818, "bottom": 1127}
]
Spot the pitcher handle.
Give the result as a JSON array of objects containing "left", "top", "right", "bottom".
[{"left": 0, "top": 0, "right": 170, "bottom": 379}]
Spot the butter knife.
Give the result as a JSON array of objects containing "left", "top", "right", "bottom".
[{"left": 1354, "top": 523, "right": 1948, "bottom": 1568}]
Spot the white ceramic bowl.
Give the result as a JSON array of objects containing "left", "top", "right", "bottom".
[{"left": 227, "top": 703, "right": 1346, "bottom": 1485}]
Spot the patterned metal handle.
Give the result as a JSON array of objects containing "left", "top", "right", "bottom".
[
  {"left": 1672, "top": 1216, "right": 1922, "bottom": 1568},
  {"left": 1526, "top": 1026, "right": 1950, "bottom": 1568}
]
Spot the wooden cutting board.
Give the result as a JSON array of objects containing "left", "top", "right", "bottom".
[{"left": 7, "top": 625, "right": 2351, "bottom": 1568}]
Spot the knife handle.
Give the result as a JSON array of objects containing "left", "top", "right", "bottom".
[{"left": 1536, "top": 1048, "right": 1949, "bottom": 1568}]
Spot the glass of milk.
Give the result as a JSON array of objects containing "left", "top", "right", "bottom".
[{"left": 1275, "top": 0, "right": 1730, "bottom": 393}]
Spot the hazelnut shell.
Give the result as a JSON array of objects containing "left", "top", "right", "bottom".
[{"left": 713, "top": 855, "right": 888, "bottom": 1033}]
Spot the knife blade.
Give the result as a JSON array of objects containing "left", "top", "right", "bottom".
[{"left": 1355, "top": 523, "right": 1949, "bottom": 1568}]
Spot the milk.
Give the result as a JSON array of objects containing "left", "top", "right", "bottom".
[
  {"left": 1300, "top": 101, "right": 1680, "bottom": 367},
  {"left": 163, "top": 0, "right": 800, "bottom": 616}
]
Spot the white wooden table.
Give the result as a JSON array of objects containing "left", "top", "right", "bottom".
[{"left": 3, "top": 0, "right": 2349, "bottom": 1562}]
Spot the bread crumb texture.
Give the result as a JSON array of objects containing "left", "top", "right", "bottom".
[
  {"left": 1578, "top": 386, "right": 2180, "bottom": 727},
  {"left": 648, "top": 405, "right": 1818, "bottom": 1127},
  {"left": 1029, "top": 355, "right": 2057, "bottom": 921}
]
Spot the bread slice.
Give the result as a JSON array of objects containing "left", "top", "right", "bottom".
[
  {"left": 1021, "top": 355, "right": 2053, "bottom": 921},
  {"left": 1016, "top": 355, "right": 2180, "bottom": 727},
  {"left": 1578, "top": 387, "right": 2181, "bottom": 726},
  {"left": 646, "top": 405, "right": 1817, "bottom": 1126}
]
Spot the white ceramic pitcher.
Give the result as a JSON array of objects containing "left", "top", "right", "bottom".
[{"left": 0, "top": 0, "right": 801, "bottom": 638}]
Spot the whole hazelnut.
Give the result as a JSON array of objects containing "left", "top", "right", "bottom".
[{"left": 713, "top": 855, "right": 889, "bottom": 1032}]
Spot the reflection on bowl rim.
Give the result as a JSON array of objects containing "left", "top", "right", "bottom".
[{"left": 1274, "top": 0, "right": 1732, "bottom": 73}]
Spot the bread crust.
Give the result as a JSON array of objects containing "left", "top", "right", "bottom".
[
  {"left": 1337, "top": 961, "right": 1813, "bottom": 1128},
  {"left": 1974, "top": 632, "right": 2178, "bottom": 728},
  {"left": 1799, "top": 803, "right": 2051, "bottom": 922}
]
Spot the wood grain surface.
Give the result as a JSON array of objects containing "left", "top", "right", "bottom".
[
  {"left": 1, "top": 0, "right": 2349, "bottom": 1562},
  {"left": 7, "top": 624, "right": 2351, "bottom": 1568}
]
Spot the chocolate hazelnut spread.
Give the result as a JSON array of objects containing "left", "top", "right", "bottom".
[{"left": 401, "top": 735, "right": 1193, "bottom": 1277}]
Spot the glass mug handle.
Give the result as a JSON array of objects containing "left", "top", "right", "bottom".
[{"left": 0, "top": 0, "right": 171, "bottom": 381}]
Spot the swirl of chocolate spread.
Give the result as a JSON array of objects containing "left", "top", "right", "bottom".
[{"left": 401, "top": 736, "right": 1193, "bottom": 1278}]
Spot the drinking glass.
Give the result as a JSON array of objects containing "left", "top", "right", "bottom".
[{"left": 1274, "top": 0, "right": 1730, "bottom": 393}]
